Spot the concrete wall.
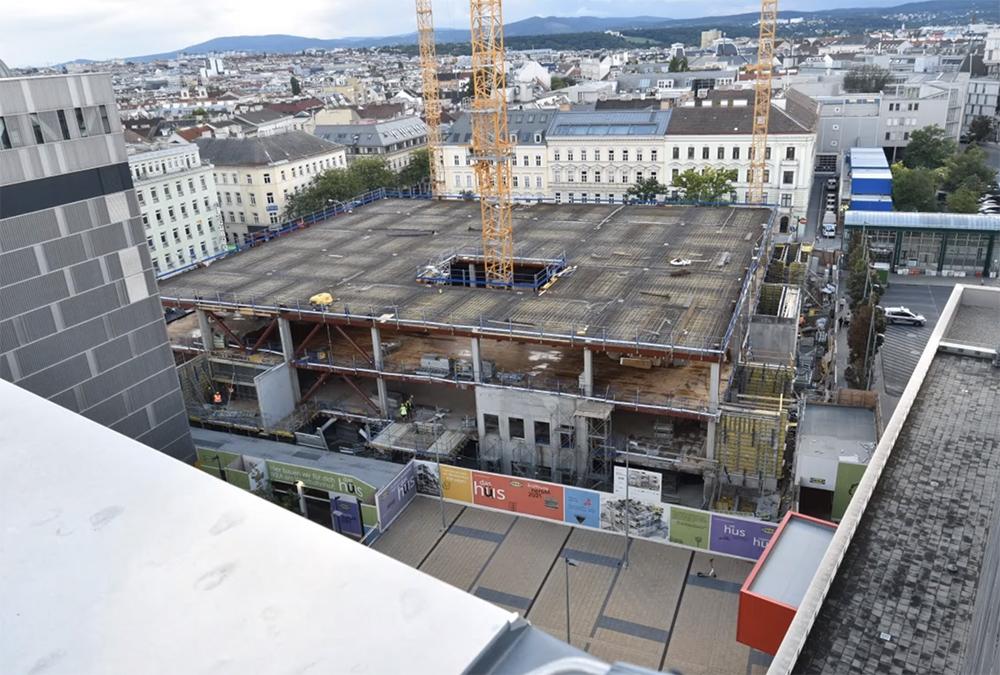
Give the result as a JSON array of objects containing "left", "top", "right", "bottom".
[{"left": 254, "top": 361, "right": 298, "bottom": 428}]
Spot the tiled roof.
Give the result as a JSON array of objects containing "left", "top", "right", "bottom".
[
  {"left": 195, "top": 131, "right": 342, "bottom": 166},
  {"left": 666, "top": 104, "right": 810, "bottom": 135},
  {"left": 314, "top": 116, "right": 428, "bottom": 149}
]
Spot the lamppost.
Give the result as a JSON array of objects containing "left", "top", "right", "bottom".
[
  {"left": 331, "top": 495, "right": 343, "bottom": 535},
  {"left": 564, "top": 556, "right": 577, "bottom": 644},
  {"left": 295, "top": 480, "right": 308, "bottom": 517},
  {"left": 206, "top": 454, "right": 226, "bottom": 483}
]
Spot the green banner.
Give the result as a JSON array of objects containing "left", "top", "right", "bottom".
[
  {"left": 669, "top": 507, "right": 710, "bottom": 549},
  {"left": 832, "top": 461, "right": 866, "bottom": 521},
  {"left": 195, "top": 448, "right": 241, "bottom": 480},
  {"left": 266, "top": 460, "right": 376, "bottom": 503}
]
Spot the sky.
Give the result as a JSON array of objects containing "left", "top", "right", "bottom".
[{"left": 8, "top": 0, "right": 897, "bottom": 67}]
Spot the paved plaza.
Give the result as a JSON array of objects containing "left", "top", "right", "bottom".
[{"left": 374, "top": 496, "right": 772, "bottom": 673}]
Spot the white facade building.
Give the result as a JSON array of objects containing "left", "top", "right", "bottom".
[
  {"left": 128, "top": 142, "right": 227, "bottom": 276},
  {"left": 195, "top": 132, "right": 347, "bottom": 244},
  {"left": 440, "top": 101, "right": 816, "bottom": 233}
]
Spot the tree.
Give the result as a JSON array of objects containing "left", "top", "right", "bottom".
[
  {"left": 846, "top": 304, "right": 886, "bottom": 389},
  {"left": 946, "top": 186, "right": 980, "bottom": 213},
  {"left": 397, "top": 148, "right": 430, "bottom": 189},
  {"left": 625, "top": 177, "right": 667, "bottom": 203},
  {"left": 351, "top": 157, "right": 397, "bottom": 192},
  {"left": 842, "top": 65, "right": 891, "bottom": 93},
  {"left": 283, "top": 157, "right": 401, "bottom": 219},
  {"left": 290, "top": 76, "right": 301, "bottom": 96},
  {"left": 967, "top": 115, "right": 995, "bottom": 144},
  {"left": 891, "top": 162, "right": 940, "bottom": 212},
  {"left": 668, "top": 55, "right": 689, "bottom": 72},
  {"left": 941, "top": 146, "right": 994, "bottom": 193},
  {"left": 550, "top": 75, "right": 576, "bottom": 90},
  {"left": 192, "top": 107, "right": 208, "bottom": 118},
  {"left": 902, "top": 125, "right": 956, "bottom": 170},
  {"left": 671, "top": 167, "right": 737, "bottom": 202}
]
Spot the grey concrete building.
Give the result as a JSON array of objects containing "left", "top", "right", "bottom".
[{"left": 0, "top": 71, "right": 193, "bottom": 460}]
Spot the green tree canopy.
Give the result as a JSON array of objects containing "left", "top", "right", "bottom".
[
  {"left": 671, "top": 167, "right": 737, "bottom": 202},
  {"left": 668, "top": 56, "right": 688, "bottom": 72},
  {"left": 891, "top": 162, "right": 940, "bottom": 212},
  {"left": 941, "top": 146, "right": 994, "bottom": 193},
  {"left": 902, "top": 125, "right": 956, "bottom": 170},
  {"left": 967, "top": 115, "right": 995, "bottom": 144},
  {"left": 290, "top": 76, "right": 301, "bottom": 96},
  {"left": 550, "top": 75, "right": 576, "bottom": 90},
  {"left": 842, "top": 65, "right": 891, "bottom": 93},
  {"left": 397, "top": 148, "right": 431, "bottom": 189},
  {"left": 946, "top": 186, "right": 981, "bottom": 213},
  {"left": 625, "top": 177, "right": 667, "bottom": 202}
]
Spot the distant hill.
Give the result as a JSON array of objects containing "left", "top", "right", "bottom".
[{"left": 120, "top": 0, "right": 997, "bottom": 62}]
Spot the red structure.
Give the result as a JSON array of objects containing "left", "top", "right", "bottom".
[{"left": 737, "top": 511, "right": 836, "bottom": 655}]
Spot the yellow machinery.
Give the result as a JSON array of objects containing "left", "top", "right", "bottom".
[
  {"left": 468, "top": 0, "right": 514, "bottom": 286},
  {"left": 748, "top": 0, "right": 778, "bottom": 205},
  {"left": 415, "top": 0, "right": 445, "bottom": 197}
]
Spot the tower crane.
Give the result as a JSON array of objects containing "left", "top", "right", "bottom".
[
  {"left": 748, "top": 0, "right": 778, "bottom": 205},
  {"left": 415, "top": 0, "right": 445, "bottom": 197},
  {"left": 468, "top": 0, "right": 514, "bottom": 287}
]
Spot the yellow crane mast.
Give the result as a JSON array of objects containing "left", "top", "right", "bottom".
[
  {"left": 415, "top": 0, "right": 445, "bottom": 197},
  {"left": 468, "top": 0, "right": 514, "bottom": 287},
  {"left": 748, "top": 0, "right": 778, "bottom": 205}
]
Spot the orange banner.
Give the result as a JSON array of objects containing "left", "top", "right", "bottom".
[
  {"left": 441, "top": 465, "right": 473, "bottom": 503},
  {"left": 471, "top": 471, "right": 564, "bottom": 521}
]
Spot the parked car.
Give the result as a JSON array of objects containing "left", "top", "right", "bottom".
[
  {"left": 825, "top": 178, "right": 838, "bottom": 190},
  {"left": 882, "top": 306, "right": 927, "bottom": 326}
]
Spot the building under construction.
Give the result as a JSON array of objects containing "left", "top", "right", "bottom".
[{"left": 162, "top": 196, "right": 799, "bottom": 512}]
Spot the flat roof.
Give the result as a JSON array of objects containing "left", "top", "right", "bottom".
[
  {"left": 748, "top": 516, "right": 835, "bottom": 607},
  {"left": 849, "top": 147, "right": 890, "bottom": 169},
  {"left": 191, "top": 427, "right": 404, "bottom": 489},
  {"left": 844, "top": 210, "right": 1000, "bottom": 232},
  {"left": 771, "top": 285, "right": 1000, "bottom": 674},
  {"left": 0, "top": 380, "right": 562, "bottom": 675},
  {"left": 161, "top": 198, "right": 772, "bottom": 355},
  {"left": 798, "top": 404, "right": 877, "bottom": 461}
]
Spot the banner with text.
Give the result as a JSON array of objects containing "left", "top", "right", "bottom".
[{"left": 375, "top": 460, "right": 418, "bottom": 532}]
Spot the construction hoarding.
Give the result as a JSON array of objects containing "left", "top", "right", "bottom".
[
  {"left": 612, "top": 466, "right": 663, "bottom": 504},
  {"left": 564, "top": 487, "right": 601, "bottom": 528},
  {"left": 669, "top": 507, "right": 711, "bottom": 549},
  {"left": 710, "top": 514, "right": 778, "bottom": 559},
  {"left": 471, "top": 471, "right": 564, "bottom": 521},
  {"left": 832, "top": 460, "right": 866, "bottom": 521},
  {"left": 375, "top": 461, "right": 418, "bottom": 532}
]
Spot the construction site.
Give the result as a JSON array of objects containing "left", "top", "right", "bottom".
[{"left": 162, "top": 196, "right": 801, "bottom": 514}]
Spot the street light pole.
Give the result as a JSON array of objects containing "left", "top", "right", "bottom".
[
  {"left": 564, "top": 557, "right": 577, "bottom": 644},
  {"left": 436, "top": 442, "right": 446, "bottom": 532},
  {"left": 623, "top": 445, "right": 631, "bottom": 569}
]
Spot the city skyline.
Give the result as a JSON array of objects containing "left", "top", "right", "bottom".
[{"left": 11, "top": 0, "right": 910, "bottom": 67}]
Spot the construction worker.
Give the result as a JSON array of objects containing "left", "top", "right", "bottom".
[{"left": 212, "top": 391, "right": 223, "bottom": 406}]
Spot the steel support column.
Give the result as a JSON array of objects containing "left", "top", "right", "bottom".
[
  {"left": 370, "top": 325, "right": 390, "bottom": 417},
  {"left": 196, "top": 309, "right": 214, "bottom": 352},
  {"left": 207, "top": 312, "right": 245, "bottom": 351}
]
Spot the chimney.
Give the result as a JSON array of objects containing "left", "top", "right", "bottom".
[{"left": 559, "top": 102, "right": 571, "bottom": 111}]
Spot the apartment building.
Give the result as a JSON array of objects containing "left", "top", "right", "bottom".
[
  {"left": 0, "top": 72, "right": 193, "bottom": 459},
  {"left": 440, "top": 100, "right": 816, "bottom": 231},
  {"left": 879, "top": 74, "right": 969, "bottom": 155},
  {"left": 964, "top": 77, "right": 1000, "bottom": 140},
  {"left": 444, "top": 110, "right": 551, "bottom": 199},
  {"left": 195, "top": 131, "right": 347, "bottom": 244},
  {"left": 314, "top": 116, "right": 428, "bottom": 171},
  {"left": 128, "top": 141, "right": 227, "bottom": 276}
]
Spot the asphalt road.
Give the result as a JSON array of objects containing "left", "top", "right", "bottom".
[{"left": 873, "top": 283, "right": 953, "bottom": 405}]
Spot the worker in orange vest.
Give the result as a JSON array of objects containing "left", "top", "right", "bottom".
[{"left": 213, "top": 391, "right": 223, "bottom": 405}]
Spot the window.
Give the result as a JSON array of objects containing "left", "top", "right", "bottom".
[
  {"left": 780, "top": 193, "right": 792, "bottom": 207},
  {"left": 509, "top": 417, "right": 525, "bottom": 439},
  {"left": 650, "top": 149, "right": 657, "bottom": 162},
  {"left": 702, "top": 146, "right": 709, "bottom": 159},
  {"left": 593, "top": 149, "right": 600, "bottom": 161},
  {"left": 535, "top": 176, "right": 542, "bottom": 188},
  {"left": 581, "top": 171, "right": 588, "bottom": 183},
  {"left": 29, "top": 114, "right": 44, "bottom": 144},
  {"left": 621, "top": 174, "right": 628, "bottom": 183},
  {"left": 636, "top": 171, "right": 643, "bottom": 182},
  {"left": 239, "top": 212, "right": 246, "bottom": 223},
  {"left": 263, "top": 173, "right": 271, "bottom": 184},
  {"left": 224, "top": 192, "right": 232, "bottom": 205},
  {"left": 567, "top": 150, "right": 574, "bottom": 161},
  {"left": 513, "top": 175, "right": 519, "bottom": 187},
  {"left": 584, "top": 150, "right": 590, "bottom": 161},
  {"left": 74, "top": 107, "right": 88, "bottom": 137},
  {"left": 269, "top": 214, "right": 279, "bottom": 224},
  {"left": 554, "top": 150, "right": 561, "bottom": 161},
  {"left": 581, "top": 193, "right": 588, "bottom": 204},
  {"left": 687, "top": 147, "right": 695, "bottom": 160},
  {"left": 535, "top": 155, "right": 541, "bottom": 166},
  {"left": 249, "top": 193, "right": 256, "bottom": 206},
  {"left": 200, "top": 176, "right": 207, "bottom": 190},
  {"left": 512, "top": 155, "right": 518, "bottom": 166},
  {"left": 636, "top": 150, "right": 643, "bottom": 161},
  {"left": 622, "top": 149, "right": 629, "bottom": 161},
  {"left": 608, "top": 150, "right": 614, "bottom": 161},
  {"left": 484, "top": 414, "right": 500, "bottom": 434},
  {"left": 0, "top": 117, "right": 13, "bottom": 149},
  {"left": 56, "top": 110, "right": 71, "bottom": 140},
  {"left": 569, "top": 193, "right": 575, "bottom": 203},
  {"left": 717, "top": 146, "right": 725, "bottom": 160},
  {"left": 235, "top": 193, "right": 242, "bottom": 205},
  {"left": 782, "top": 170, "right": 794, "bottom": 185},
  {"left": 594, "top": 171, "right": 601, "bottom": 183},
  {"left": 765, "top": 146, "right": 772, "bottom": 160},
  {"left": 98, "top": 105, "right": 112, "bottom": 134},
  {"left": 671, "top": 168, "right": 679, "bottom": 181},
  {"left": 559, "top": 426, "right": 574, "bottom": 449},
  {"left": 732, "top": 146, "right": 740, "bottom": 160},
  {"left": 172, "top": 227, "right": 180, "bottom": 242},
  {"left": 555, "top": 192, "right": 561, "bottom": 203},
  {"left": 785, "top": 146, "right": 795, "bottom": 160},
  {"left": 763, "top": 169, "right": 770, "bottom": 183},
  {"left": 266, "top": 192, "right": 275, "bottom": 204}
]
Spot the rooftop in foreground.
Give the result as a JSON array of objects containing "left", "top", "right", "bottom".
[
  {"left": 771, "top": 285, "right": 1000, "bottom": 675},
  {"left": 161, "top": 198, "right": 773, "bottom": 356}
]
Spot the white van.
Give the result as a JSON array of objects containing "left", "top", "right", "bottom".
[{"left": 821, "top": 211, "right": 837, "bottom": 238}]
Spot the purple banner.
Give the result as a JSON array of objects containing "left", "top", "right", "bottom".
[
  {"left": 331, "top": 496, "right": 363, "bottom": 538},
  {"left": 376, "top": 461, "right": 418, "bottom": 531},
  {"left": 709, "top": 514, "right": 778, "bottom": 559}
]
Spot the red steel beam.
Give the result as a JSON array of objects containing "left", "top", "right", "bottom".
[
  {"left": 339, "top": 375, "right": 382, "bottom": 415},
  {"left": 293, "top": 323, "right": 323, "bottom": 358},
  {"left": 207, "top": 312, "right": 246, "bottom": 351},
  {"left": 334, "top": 325, "right": 374, "bottom": 366},
  {"left": 249, "top": 318, "right": 279, "bottom": 354},
  {"left": 299, "top": 371, "right": 333, "bottom": 403}
]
